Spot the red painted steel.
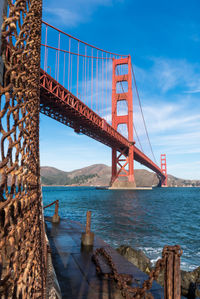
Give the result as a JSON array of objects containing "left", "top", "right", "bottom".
[
  {"left": 161, "top": 154, "right": 168, "bottom": 186},
  {"left": 40, "top": 69, "right": 129, "bottom": 150},
  {"left": 40, "top": 68, "right": 166, "bottom": 182},
  {"left": 111, "top": 56, "right": 135, "bottom": 184}
]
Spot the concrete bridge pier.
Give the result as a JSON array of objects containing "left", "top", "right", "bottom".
[{"left": 110, "top": 179, "right": 136, "bottom": 189}]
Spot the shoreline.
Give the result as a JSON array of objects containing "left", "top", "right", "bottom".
[{"left": 42, "top": 184, "right": 200, "bottom": 188}]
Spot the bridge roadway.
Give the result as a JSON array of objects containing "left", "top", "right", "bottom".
[{"left": 40, "top": 69, "right": 165, "bottom": 181}]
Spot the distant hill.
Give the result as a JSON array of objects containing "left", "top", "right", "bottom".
[{"left": 40, "top": 164, "right": 200, "bottom": 187}]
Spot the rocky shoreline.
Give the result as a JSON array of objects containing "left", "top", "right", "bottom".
[{"left": 117, "top": 245, "right": 200, "bottom": 298}]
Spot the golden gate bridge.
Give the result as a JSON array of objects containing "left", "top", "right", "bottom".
[
  {"left": 40, "top": 21, "right": 167, "bottom": 188},
  {"left": 0, "top": 1, "right": 176, "bottom": 297}
]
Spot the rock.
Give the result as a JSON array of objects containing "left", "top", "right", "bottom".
[
  {"left": 116, "top": 245, "right": 165, "bottom": 286},
  {"left": 116, "top": 245, "right": 152, "bottom": 274},
  {"left": 117, "top": 245, "right": 200, "bottom": 298},
  {"left": 181, "top": 266, "right": 200, "bottom": 298}
]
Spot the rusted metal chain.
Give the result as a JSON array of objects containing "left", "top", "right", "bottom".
[
  {"left": 92, "top": 245, "right": 182, "bottom": 299},
  {"left": 44, "top": 200, "right": 60, "bottom": 223},
  {"left": 44, "top": 199, "right": 59, "bottom": 209}
]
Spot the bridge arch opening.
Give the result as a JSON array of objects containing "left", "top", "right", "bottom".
[
  {"left": 117, "top": 99, "right": 128, "bottom": 116},
  {"left": 115, "top": 64, "right": 128, "bottom": 76},
  {"left": 116, "top": 81, "right": 128, "bottom": 94},
  {"left": 117, "top": 123, "right": 128, "bottom": 139}
]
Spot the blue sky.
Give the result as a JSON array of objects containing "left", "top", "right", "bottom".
[{"left": 40, "top": 0, "right": 200, "bottom": 180}]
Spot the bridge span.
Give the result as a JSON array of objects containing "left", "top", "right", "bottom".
[
  {"left": 40, "top": 69, "right": 166, "bottom": 184},
  {"left": 39, "top": 21, "right": 167, "bottom": 188}
]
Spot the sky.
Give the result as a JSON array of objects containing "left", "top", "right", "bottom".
[{"left": 40, "top": 0, "right": 200, "bottom": 180}]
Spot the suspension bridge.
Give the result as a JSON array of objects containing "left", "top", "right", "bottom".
[{"left": 40, "top": 21, "right": 167, "bottom": 188}]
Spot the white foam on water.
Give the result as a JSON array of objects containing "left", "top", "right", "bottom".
[
  {"left": 139, "top": 246, "right": 163, "bottom": 256},
  {"left": 139, "top": 247, "right": 197, "bottom": 271},
  {"left": 151, "top": 257, "right": 160, "bottom": 266}
]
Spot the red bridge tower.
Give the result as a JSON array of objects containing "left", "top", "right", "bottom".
[
  {"left": 111, "top": 56, "right": 136, "bottom": 188},
  {"left": 161, "top": 154, "right": 167, "bottom": 187}
]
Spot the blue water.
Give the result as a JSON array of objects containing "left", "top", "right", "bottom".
[{"left": 42, "top": 186, "right": 200, "bottom": 271}]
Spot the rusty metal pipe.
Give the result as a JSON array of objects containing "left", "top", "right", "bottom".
[
  {"left": 81, "top": 210, "right": 94, "bottom": 247},
  {"left": 86, "top": 211, "right": 91, "bottom": 234},
  {"left": 54, "top": 200, "right": 59, "bottom": 217},
  {"left": 163, "top": 245, "right": 182, "bottom": 299}
]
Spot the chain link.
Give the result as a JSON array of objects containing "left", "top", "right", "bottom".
[{"left": 92, "top": 246, "right": 182, "bottom": 299}]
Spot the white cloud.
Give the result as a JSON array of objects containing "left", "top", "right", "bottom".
[
  {"left": 131, "top": 57, "right": 200, "bottom": 178},
  {"left": 43, "top": 0, "right": 123, "bottom": 27},
  {"left": 167, "top": 160, "right": 200, "bottom": 180},
  {"left": 129, "top": 92, "right": 200, "bottom": 179},
  {"left": 142, "top": 104, "right": 200, "bottom": 134},
  {"left": 184, "top": 89, "right": 200, "bottom": 94},
  {"left": 44, "top": 8, "right": 83, "bottom": 27},
  {"left": 134, "top": 58, "right": 200, "bottom": 94}
]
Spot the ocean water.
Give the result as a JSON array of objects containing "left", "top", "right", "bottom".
[{"left": 42, "top": 186, "right": 200, "bottom": 271}]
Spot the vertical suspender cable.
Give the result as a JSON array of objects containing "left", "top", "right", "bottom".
[
  {"left": 85, "top": 46, "right": 87, "bottom": 103},
  {"left": 77, "top": 42, "right": 79, "bottom": 97},
  {"left": 82, "top": 49, "right": 84, "bottom": 101},
  {"left": 57, "top": 32, "right": 60, "bottom": 82},
  {"left": 70, "top": 54, "right": 73, "bottom": 92},
  {"left": 102, "top": 51, "right": 103, "bottom": 117},
  {"left": 46, "top": 48, "right": 48, "bottom": 74},
  {"left": 55, "top": 51, "right": 57, "bottom": 80},
  {"left": 68, "top": 38, "right": 71, "bottom": 90},
  {"left": 63, "top": 53, "right": 65, "bottom": 87},
  {"left": 91, "top": 48, "right": 93, "bottom": 110},
  {"left": 44, "top": 25, "right": 48, "bottom": 71},
  {"left": 106, "top": 53, "right": 107, "bottom": 121},
  {"left": 96, "top": 50, "right": 98, "bottom": 113},
  {"left": 87, "top": 50, "right": 90, "bottom": 107}
]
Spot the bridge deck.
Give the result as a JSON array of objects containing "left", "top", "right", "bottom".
[
  {"left": 45, "top": 216, "right": 163, "bottom": 299},
  {"left": 40, "top": 69, "right": 166, "bottom": 181}
]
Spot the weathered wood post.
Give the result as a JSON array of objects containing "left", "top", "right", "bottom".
[
  {"left": 81, "top": 211, "right": 94, "bottom": 247},
  {"left": 163, "top": 245, "right": 182, "bottom": 299},
  {"left": 52, "top": 200, "right": 60, "bottom": 223}
]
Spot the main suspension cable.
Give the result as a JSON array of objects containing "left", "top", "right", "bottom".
[{"left": 131, "top": 64, "right": 157, "bottom": 164}]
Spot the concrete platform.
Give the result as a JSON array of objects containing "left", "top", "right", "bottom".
[
  {"left": 45, "top": 216, "right": 163, "bottom": 299},
  {"left": 96, "top": 186, "right": 153, "bottom": 190},
  {"left": 108, "top": 187, "right": 152, "bottom": 190}
]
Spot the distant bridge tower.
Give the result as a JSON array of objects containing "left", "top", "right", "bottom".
[
  {"left": 111, "top": 56, "right": 136, "bottom": 188},
  {"left": 161, "top": 154, "right": 167, "bottom": 187}
]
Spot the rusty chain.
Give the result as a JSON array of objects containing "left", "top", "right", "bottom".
[
  {"left": 92, "top": 245, "right": 182, "bottom": 299},
  {"left": 43, "top": 199, "right": 58, "bottom": 209},
  {"left": 0, "top": 0, "right": 46, "bottom": 298}
]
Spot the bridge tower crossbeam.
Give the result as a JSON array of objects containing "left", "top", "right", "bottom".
[{"left": 111, "top": 56, "right": 136, "bottom": 188}]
